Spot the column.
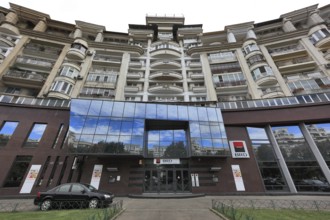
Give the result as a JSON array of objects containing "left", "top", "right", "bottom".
[
  {"left": 73, "top": 27, "right": 82, "bottom": 39},
  {"left": 33, "top": 18, "right": 47, "bottom": 32},
  {"left": 0, "top": 11, "right": 19, "bottom": 35},
  {"left": 282, "top": 18, "right": 296, "bottom": 32},
  {"left": 142, "top": 38, "right": 152, "bottom": 101},
  {"left": 200, "top": 53, "right": 217, "bottom": 101},
  {"left": 227, "top": 32, "right": 236, "bottom": 43},
  {"left": 246, "top": 29, "right": 257, "bottom": 40},
  {"left": 266, "top": 125, "right": 297, "bottom": 193},
  {"left": 95, "top": 30, "right": 103, "bottom": 42},
  {"left": 308, "top": 10, "right": 324, "bottom": 27},
  {"left": 115, "top": 52, "right": 130, "bottom": 100}
]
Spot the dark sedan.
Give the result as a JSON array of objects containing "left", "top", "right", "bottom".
[{"left": 34, "top": 183, "right": 114, "bottom": 211}]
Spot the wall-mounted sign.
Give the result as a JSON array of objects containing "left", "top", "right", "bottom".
[
  {"left": 20, "top": 165, "right": 41, "bottom": 194},
  {"left": 229, "top": 140, "right": 250, "bottom": 158},
  {"left": 153, "top": 158, "right": 180, "bottom": 164},
  {"left": 90, "top": 164, "right": 103, "bottom": 189},
  {"left": 231, "top": 165, "right": 245, "bottom": 191}
]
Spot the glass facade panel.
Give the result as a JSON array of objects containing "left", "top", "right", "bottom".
[
  {"left": 271, "top": 125, "right": 329, "bottom": 192},
  {"left": 0, "top": 121, "right": 19, "bottom": 147},
  {"left": 247, "top": 127, "right": 287, "bottom": 191},
  {"left": 24, "top": 124, "right": 47, "bottom": 147},
  {"left": 71, "top": 99, "right": 91, "bottom": 116},
  {"left": 70, "top": 99, "right": 228, "bottom": 157},
  {"left": 306, "top": 123, "right": 330, "bottom": 163},
  {"left": 3, "top": 156, "right": 32, "bottom": 187}
]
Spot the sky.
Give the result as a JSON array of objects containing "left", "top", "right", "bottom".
[{"left": 2, "top": 1, "right": 330, "bottom": 33}]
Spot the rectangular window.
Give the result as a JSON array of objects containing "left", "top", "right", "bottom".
[
  {"left": 3, "top": 156, "right": 32, "bottom": 187},
  {"left": 0, "top": 121, "right": 19, "bottom": 147},
  {"left": 24, "top": 123, "right": 47, "bottom": 148},
  {"left": 52, "top": 124, "right": 64, "bottom": 149}
]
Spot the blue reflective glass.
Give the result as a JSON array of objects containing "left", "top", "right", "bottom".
[
  {"left": 0, "top": 121, "right": 18, "bottom": 136},
  {"left": 95, "top": 118, "right": 110, "bottom": 134},
  {"left": 70, "top": 116, "right": 86, "bottom": 134},
  {"left": 112, "top": 102, "right": 124, "bottom": 117},
  {"left": 148, "top": 130, "right": 159, "bottom": 141},
  {"left": 131, "top": 136, "right": 143, "bottom": 146},
  {"left": 160, "top": 130, "right": 173, "bottom": 142},
  {"left": 212, "top": 139, "right": 223, "bottom": 148},
  {"left": 210, "top": 123, "right": 221, "bottom": 138},
  {"left": 132, "top": 119, "right": 144, "bottom": 135},
  {"left": 174, "top": 130, "right": 185, "bottom": 141},
  {"left": 119, "top": 135, "right": 131, "bottom": 145},
  {"left": 220, "top": 123, "right": 227, "bottom": 138},
  {"left": 121, "top": 120, "right": 133, "bottom": 135},
  {"left": 222, "top": 139, "right": 229, "bottom": 149},
  {"left": 167, "top": 105, "right": 178, "bottom": 120},
  {"left": 148, "top": 141, "right": 158, "bottom": 149},
  {"left": 197, "top": 107, "right": 208, "bottom": 121},
  {"left": 190, "top": 122, "right": 201, "bottom": 137},
  {"left": 157, "top": 104, "right": 167, "bottom": 119},
  {"left": 146, "top": 104, "right": 156, "bottom": 119},
  {"left": 123, "top": 102, "right": 135, "bottom": 117},
  {"left": 81, "top": 117, "right": 98, "bottom": 134},
  {"left": 99, "top": 101, "right": 113, "bottom": 117},
  {"left": 28, "top": 124, "right": 47, "bottom": 142},
  {"left": 92, "top": 135, "right": 107, "bottom": 144},
  {"left": 87, "top": 100, "right": 102, "bottom": 116},
  {"left": 79, "top": 134, "right": 93, "bottom": 144},
  {"left": 191, "top": 138, "right": 202, "bottom": 150},
  {"left": 71, "top": 99, "right": 91, "bottom": 116},
  {"left": 247, "top": 127, "right": 268, "bottom": 139},
  {"left": 106, "top": 135, "right": 119, "bottom": 143},
  {"left": 178, "top": 106, "right": 188, "bottom": 120},
  {"left": 160, "top": 141, "right": 172, "bottom": 148},
  {"left": 188, "top": 106, "right": 198, "bottom": 121},
  {"left": 108, "top": 119, "right": 121, "bottom": 135},
  {"left": 200, "top": 123, "right": 211, "bottom": 138},
  {"left": 216, "top": 108, "right": 223, "bottom": 122},
  {"left": 202, "top": 139, "right": 212, "bottom": 147},
  {"left": 134, "top": 103, "right": 146, "bottom": 118},
  {"left": 207, "top": 108, "right": 218, "bottom": 122}
]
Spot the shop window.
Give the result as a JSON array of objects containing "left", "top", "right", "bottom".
[
  {"left": 3, "top": 156, "right": 32, "bottom": 187},
  {"left": 24, "top": 123, "right": 47, "bottom": 148},
  {"left": 0, "top": 121, "right": 18, "bottom": 147}
]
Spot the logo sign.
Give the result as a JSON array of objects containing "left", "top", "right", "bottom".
[
  {"left": 153, "top": 159, "right": 180, "bottom": 164},
  {"left": 229, "top": 140, "right": 250, "bottom": 158}
]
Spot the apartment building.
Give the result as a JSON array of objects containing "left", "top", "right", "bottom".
[{"left": 0, "top": 3, "right": 330, "bottom": 196}]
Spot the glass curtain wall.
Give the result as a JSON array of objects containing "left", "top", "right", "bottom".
[{"left": 247, "top": 127, "right": 287, "bottom": 191}]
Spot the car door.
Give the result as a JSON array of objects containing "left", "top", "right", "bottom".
[
  {"left": 53, "top": 183, "right": 72, "bottom": 207},
  {"left": 70, "top": 183, "right": 90, "bottom": 205}
]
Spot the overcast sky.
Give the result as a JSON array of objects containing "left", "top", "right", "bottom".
[{"left": 2, "top": 1, "right": 330, "bottom": 33}]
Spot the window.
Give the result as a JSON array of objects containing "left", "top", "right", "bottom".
[
  {"left": 252, "top": 66, "right": 274, "bottom": 80},
  {"left": 309, "top": 29, "right": 330, "bottom": 45},
  {"left": 3, "top": 156, "right": 32, "bottom": 187},
  {"left": 0, "top": 121, "right": 18, "bottom": 147},
  {"left": 243, "top": 43, "right": 260, "bottom": 55},
  {"left": 50, "top": 81, "right": 73, "bottom": 95},
  {"left": 59, "top": 66, "right": 80, "bottom": 79},
  {"left": 24, "top": 123, "right": 47, "bottom": 148},
  {"left": 71, "top": 43, "right": 87, "bottom": 53}
]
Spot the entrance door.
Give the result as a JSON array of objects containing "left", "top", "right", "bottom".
[{"left": 144, "top": 168, "right": 190, "bottom": 193}]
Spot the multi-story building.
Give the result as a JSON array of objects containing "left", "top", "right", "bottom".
[{"left": 0, "top": 3, "right": 330, "bottom": 196}]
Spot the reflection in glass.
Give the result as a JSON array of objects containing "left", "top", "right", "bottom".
[
  {"left": 112, "top": 102, "right": 124, "bottom": 117},
  {"left": 198, "top": 107, "right": 208, "bottom": 121},
  {"left": 247, "top": 127, "right": 287, "bottom": 191},
  {"left": 71, "top": 99, "right": 90, "bottom": 116},
  {"left": 189, "top": 122, "right": 200, "bottom": 138},
  {"left": 81, "top": 117, "right": 98, "bottom": 134},
  {"left": 99, "top": 101, "right": 113, "bottom": 117},
  {"left": 25, "top": 124, "right": 47, "bottom": 147},
  {"left": 168, "top": 105, "right": 178, "bottom": 120},
  {"left": 134, "top": 103, "right": 146, "bottom": 118},
  {"left": 123, "top": 102, "right": 135, "bottom": 118},
  {"left": 271, "top": 125, "right": 329, "bottom": 191},
  {"left": 0, "top": 121, "right": 18, "bottom": 147},
  {"left": 95, "top": 118, "right": 110, "bottom": 134},
  {"left": 146, "top": 104, "right": 156, "bottom": 119},
  {"left": 188, "top": 106, "right": 198, "bottom": 121},
  {"left": 133, "top": 119, "right": 144, "bottom": 135},
  {"left": 88, "top": 100, "right": 102, "bottom": 116},
  {"left": 109, "top": 119, "right": 121, "bottom": 135},
  {"left": 157, "top": 104, "right": 167, "bottom": 119},
  {"left": 121, "top": 120, "right": 133, "bottom": 135},
  {"left": 306, "top": 123, "right": 330, "bottom": 161},
  {"left": 178, "top": 106, "right": 188, "bottom": 120},
  {"left": 70, "top": 116, "right": 86, "bottom": 134},
  {"left": 207, "top": 108, "right": 218, "bottom": 122}
]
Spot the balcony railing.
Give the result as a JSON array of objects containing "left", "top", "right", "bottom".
[
  {"left": 268, "top": 44, "right": 305, "bottom": 56},
  {"left": 4, "top": 70, "right": 46, "bottom": 81},
  {"left": 214, "top": 80, "right": 247, "bottom": 87},
  {"left": 276, "top": 57, "right": 314, "bottom": 67},
  {"left": 16, "top": 56, "right": 54, "bottom": 69}
]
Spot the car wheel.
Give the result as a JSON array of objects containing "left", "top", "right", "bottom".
[
  {"left": 40, "top": 199, "right": 52, "bottom": 211},
  {"left": 88, "top": 198, "right": 99, "bottom": 209}
]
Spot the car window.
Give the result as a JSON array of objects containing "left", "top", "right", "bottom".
[
  {"left": 71, "top": 184, "right": 84, "bottom": 192},
  {"left": 57, "top": 184, "right": 71, "bottom": 192}
]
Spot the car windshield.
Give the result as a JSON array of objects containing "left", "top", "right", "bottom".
[{"left": 82, "top": 183, "right": 97, "bottom": 191}]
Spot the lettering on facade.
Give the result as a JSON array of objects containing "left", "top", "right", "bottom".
[{"left": 229, "top": 140, "right": 250, "bottom": 158}]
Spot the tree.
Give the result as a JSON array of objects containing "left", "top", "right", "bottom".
[{"left": 164, "top": 141, "right": 187, "bottom": 157}]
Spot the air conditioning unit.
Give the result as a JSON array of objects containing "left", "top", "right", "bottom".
[
  {"left": 325, "top": 64, "right": 330, "bottom": 69},
  {"left": 86, "top": 50, "right": 93, "bottom": 56}
]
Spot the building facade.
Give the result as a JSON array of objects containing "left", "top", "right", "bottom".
[{"left": 0, "top": 3, "right": 330, "bottom": 196}]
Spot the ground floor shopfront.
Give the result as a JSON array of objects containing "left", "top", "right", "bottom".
[{"left": 0, "top": 96, "right": 330, "bottom": 196}]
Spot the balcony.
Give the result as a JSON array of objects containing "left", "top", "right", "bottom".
[
  {"left": 260, "top": 87, "right": 285, "bottom": 99},
  {"left": 149, "top": 71, "right": 182, "bottom": 80},
  {"left": 129, "top": 60, "right": 143, "bottom": 68},
  {"left": 254, "top": 73, "right": 278, "bottom": 86},
  {"left": 190, "top": 86, "right": 206, "bottom": 93},
  {"left": 150, "top": 44, "right": 181, "bottom": 58},
  {"left": 23, "top": 45, "right": 62, "bottom": 59},
  {"left": 148, "top": 84, "right": 184, "bottom": 94},
  {"left": 66, "top": 40, "right": 88, "bottom": 60},
  {"left": 269, "top": 44, "right": 306, "bottom": 60},
  {"left": 93, "top": 55, "right": 122, "bottom": 66},
  {"left": 315, "top": 36, "right": 330, "bottom": 49},
  {"left": 215, "top": 80, "right": 248, "bottom": 94},
  {"left": 0, "top": 33, "right": 19, "bottom": 47},
  {"left": 124, "top": 86, "right": 141, "bottom": 93},
  {"left": 276, "top": 57, "right": 316, "bottom": 74},
  {"left": 187, "top": 61, "right": 201, "bottom": 68},
  {"left": 15, "top": 56, "right": 54, "bottom": 70},
  {"left": 150, "top": 60, "right": 181, "bottom": 69},
  {"left": 190, "top": 73, "right": 204, "bottom": 80},
  {"left": 127, "top": 72, "right": 143, "bottom": 79},
  {"left": 2, "top": 70, "right": 46, "bottom": 88},
  {"left": 149, "top": 96, "right": 184, "bottom": 102}
]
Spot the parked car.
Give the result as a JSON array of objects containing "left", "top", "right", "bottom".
[
  {"left": 295, "top": 179, "right": 330, "bottom": 192},
  {"left": 34, "top": 183, "right": 114, "bottom": 211}
]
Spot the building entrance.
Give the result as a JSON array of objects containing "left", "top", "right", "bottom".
[{"left": 144, "top": 167, "right": 190, "bottom": 193}]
